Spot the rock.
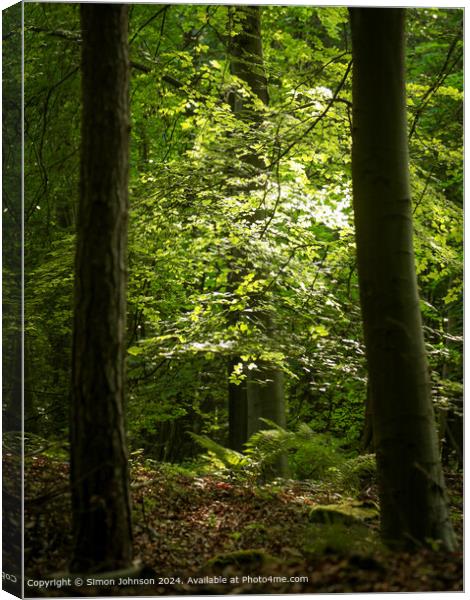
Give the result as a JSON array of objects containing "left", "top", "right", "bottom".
[{"left": 308, "top": 503, "right": 378, "bottom": 525}]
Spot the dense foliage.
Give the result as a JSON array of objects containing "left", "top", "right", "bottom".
[{"left": 17, "top": 5, "right": 462, "bottom": 466}]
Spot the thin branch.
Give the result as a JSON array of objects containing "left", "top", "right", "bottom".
[
  {"left": 27, "top": 26, "right": 81, "bottom": 42},
  {"left": 408, "top": 35, "right": 461, "bottom": 140},
  {"left": 268, "top": 60, "right": 353, "bottom": 169},
  {"left": 27, "top": 26, "right": 184, "bottom": 90},
  {"left": 261, "top": 242, "right": 318, "bottom": 296},
  {"left": 130, "top": 6, "right": 168, "bottom": 45},
  {"left": 154, "top": 5, "right": 169, "bottom": 56},
  {"left": 130, "top": 60, "right": 184, "bottom": 90},
  {"left": 259, "top": 151, "right": 282, "bottom": 239},
  {"left": 413, "top": 164, "right": 437, "bottom": 215}
]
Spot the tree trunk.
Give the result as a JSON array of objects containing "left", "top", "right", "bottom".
[
  {"left": 349, "top": 8, "right": 456, "bottom": 551},
  {"left": 227, "top": 5, "right": 269, "bottom": 117},
  {"left": 226, "top": 6, "right": 287, "bottom": 476},
  {"left": 70, "top": 5, "right": 133, "bottom": 572},
  {"left": 228, "top": 358, "right": 248, "bottom": 452}
]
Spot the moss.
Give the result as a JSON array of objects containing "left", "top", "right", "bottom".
[
  {"left": 302, "top": 522, "right": 382, "bottom": 557},
  {"left": 207, "top": 549, "right": 277, "bottom": 568},
  {"left": 309, "top": 502, "right": 378, "bottom": 525}
]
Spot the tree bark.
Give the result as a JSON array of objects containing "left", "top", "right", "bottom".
[
  {"left": 228, "top": 358, "right": 248, "bottom": 451},
  {"left": 349, "top": 8, "right": 456, "bottom": 551},
  {"left": 70, "top": 5, "right": 133, "bottom": 572},
  {"left": 228, "top": 6, "right": 269, "bottom": 116},
  {"left": 226, "top": 6, "right": 287, "bottom": 476}
]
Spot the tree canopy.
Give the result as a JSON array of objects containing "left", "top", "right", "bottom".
[{"left": 21, "top": 4, "right": 462, "bottom": 457}]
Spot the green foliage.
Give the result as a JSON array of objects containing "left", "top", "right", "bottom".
[
  {"left": 189, "top": 432, "right": 256, "bottom": 481},
  {"left": 246, "top": 420, "right": 347, "bottom": 481},
  {"left": 191, "top": 421, "right": 354, "bottom": 484},
  {"left": 21, "top": 4, "right": 462, "bottom": 468},
  {"left": 150, "top": 460, "right": 197, "bottom": 482},
  {"left": 327, "top": 453, "right": 377, "bottom": 493},
  {"left": 23, "top": 432, "right": 69, "bottom": 462}
]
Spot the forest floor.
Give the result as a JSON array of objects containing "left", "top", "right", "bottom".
[{"left": 16, "top": 450, "right": 462, "bottom": 596}]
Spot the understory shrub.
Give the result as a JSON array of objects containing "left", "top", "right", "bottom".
[
  {"left": 190, "top": 421, "right": 366, "bottom": 484},
  {"left": 326, "top": 453, "right": 377, "bottom": 493},
  {"left": 189, "top": 432, "right": 257, "bottom": 483},
  {"left": 190, "top": 421, "right": 377, "bottom": 491},
  {"left": 246, "top": 420, "right": 347, "bottom": 480}
]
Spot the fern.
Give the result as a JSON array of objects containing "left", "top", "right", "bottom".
[
  {"left": 246, "top": 421, "right": 346, "bottom": 481},
  {"left": 189, "top": 433, "right": 255, "bottom": 480},
  {"left": 190, "top": 425, "right": 373, "bottom": 488},
  {"left": 333, "top": 453, "right": 377, "bottom": 492},
  {"left": 244, "top": 419, "right": 294, "bottom": 465}
]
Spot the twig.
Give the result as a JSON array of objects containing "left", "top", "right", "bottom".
[
  {"left": 268, "top": 60, "right": 352, "bottom": 169},
  {"left": 130, "top": 6, "right": 168, "bottom": 45},
  {"left": 408, "top": 35, "right": 461, "bottom": 140}
]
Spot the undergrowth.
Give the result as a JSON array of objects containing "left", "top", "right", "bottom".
[{"left": 190, "top": 421, "right": 376, "bottom": 493}]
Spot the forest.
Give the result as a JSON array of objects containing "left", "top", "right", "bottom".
[{"left": 2, "top": 3, "right": 463, "bottom": 595}]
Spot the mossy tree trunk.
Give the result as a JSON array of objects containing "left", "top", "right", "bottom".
[
  {"left": 70, "top": 5, "right": 133, "bottom": 572},
  {"left": 349, "top": 7, "right": 456, "bottom": 551}
]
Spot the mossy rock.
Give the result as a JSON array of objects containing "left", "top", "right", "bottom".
[
  {"left": 309, "top": 503, "right": 378, "bottom": 526},
  {"left": 207, "top": 549, "right": 277, "bottom": 569}
]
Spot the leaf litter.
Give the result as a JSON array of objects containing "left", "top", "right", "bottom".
[{"left": 17, "top": 452, "right": 462, "bottom": 596}]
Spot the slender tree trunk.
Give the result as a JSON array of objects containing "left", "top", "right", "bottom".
[
  {"left": 70, "top": 5, "right": 133, "bottom": 572},
  {"left": 226, "top": 6, "right": 287, "bottom": 476},
  {"left": 349, "top": 8, "right": 455, "bottom": 551},
  {"left": 228, "top": 357, "right": 248, "bottom": 451}
]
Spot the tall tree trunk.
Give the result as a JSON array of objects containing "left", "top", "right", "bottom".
[
  {"left": 70, "top": 5, "right": 133, "bottom": 572},
  {"left": 226, "top": 6, "right": 287, "bottom": 476},
  {"left": 349, "top": 8, "right": 455, "bottom": 551}
]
